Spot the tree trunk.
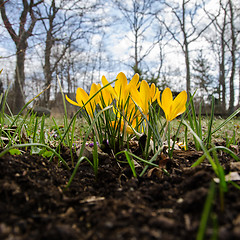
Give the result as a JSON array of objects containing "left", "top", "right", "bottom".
[
  {"left": 14, "top": 45, "right": 26, "bottom": 114},
  {"left": 220, "top": 24, "right": 226, "bottom": 112},
  {"left": 182, "top": 0, "right": 190, "bottom": 94},
  {"left": 239, "top": 65, "right": 240, "bottom": 106},
  {"left": 42, "top": 0, "right": 57, "bottom": 108},
  {"left": 184, "top": 44, "right": 191, "bottom": 94},
  {"left": 43, "top": 31, "right": 53, "bottom": 108},
  {"left": 228, "top": 0, "right": 236, "bottom": 114},
  {"left": 0, "top": 0, "right": 42, "bottom": 113},
  {"left": 134, "top": 30, "right": 138, "bottom": 72}
]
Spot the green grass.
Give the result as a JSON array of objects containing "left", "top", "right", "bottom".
[
  {"left": 4, "top": 112, "right": 238, "bottom": 151},
  {"left": 155, "top": 116, "right": 240, "bottom": 147},
  {"left": 0, "top": 78, "right": 239, "bottom": 240}
]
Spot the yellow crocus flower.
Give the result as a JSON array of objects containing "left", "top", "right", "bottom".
[
  {"left": 102, "top": 72, "right": 139, "bottom": 110},
  {"left": 99, "top": 76, "right": 114, "bottom": 109},
  {"left": 131, "top": 80, "right": 160, "bottom": 116},
  {"left": 102, "top": 72, "right": 140, "bottom": 139},
  {"left": 65, "top": 83, "right": 101, "bottom": 118},
  {"left": 157, "top": 88, "right": 187, "bottom": 122}
]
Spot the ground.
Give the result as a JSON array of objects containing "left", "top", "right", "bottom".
[{"left": 0, "top": 145, "right": 240, "bottom": 240}]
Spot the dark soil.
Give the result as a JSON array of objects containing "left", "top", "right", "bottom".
[{"left": 0, "top": 145, "right": 240, "bottom": 240}]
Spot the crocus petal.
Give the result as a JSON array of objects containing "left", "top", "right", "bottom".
[
  {"left": 65, "top": 94, "right": 79, "bottom": 106},
  {"left": 151, "top": 83, "right": 159, "bottom": 102},
  {"left": 150, "top": 83, "right": 156, "bottom": 99},
  {"left": 111, "top": 120, "right": 135, "bottom": 134},
  {"left": 115, "top": 72, "right": 127, "bottom": 100},
  {"left": 87, "top": 83, "right": 101, "bottom": 116},
  {"left": 76, "top": 88, "right": 89, "bottom": 106},
  {"left": 159, "top": 88, "right": 173, "bottom": 120},
  {"left": 128, "top": 74, "right": 140, "bottom": 108},
  {"left": 120, "top": 120, "right": 135, "bottom": 134},
  {"left": 152, "top": 89, "right": 160, "bottom": 103},
  {"left": 90, "top": 83, "right": 100, "bottom": 103},
  {"left": 169, "top": 90, "right": 187, "bottom": 120},
  {"left": 140, "top": 80, "right": 150, "bottom": 115},
  {"left": 158, "top": 88, "right": 187, "bottom": 121},
  {"left": 102, "top": 75, "right": 117, "bottom": 99},
  {"left": 99, "top": 87, "right": 112, "bottom": 108},
  {"left": 125, "top": 125, "right": 135, "bottom": 134},
  {"left": 131, "top": 80, "right": 160, "bottom": 117},
  {"left": 131, "top": 86, "right": 141, "bottom": 105},
  {"left": 128, "top": 73, "right": 139, "bottom": 90}
]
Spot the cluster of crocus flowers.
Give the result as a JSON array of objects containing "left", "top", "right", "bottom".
[
  {"left": 66, "top": 72, "right": 187, "bottom": 137},
  {"left": 101, "top": 72, "right": 140, "bottom": 137},
  {"left": 102, "top": 72, "right": 139, "bottom": 111}
]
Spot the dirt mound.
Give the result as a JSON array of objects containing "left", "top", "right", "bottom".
[{"left": 0, "top": 149, "right": 240, "bottom": 240}]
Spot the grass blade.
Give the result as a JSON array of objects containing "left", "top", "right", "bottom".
[
  {"left": 0, "top": 143, "right": 70, "bottom": 170},
  {"left": 93, "top": 136, "right": 99, "bottom": 178},
  {"left": 40, "top": 115, "right": 45, "bottom": 144},
  {"left": 206, "top": 96, "right": 215, "bottom": 148},
  {"left": 183, "top": 120, "right": 218, "bottom": 175},
  {"left": 65, "top": 156, "right": 93, "bottom": 189},
  {"left": 32, "top": 117, "right": 38, "bottom": 143},
  {"left": 124, "top": 151, "right": 137, "bottom": 178},
  {"left": 196, "top": 181, "right": 216, "bottom": 240},
  {"left": 211, "top": 107, "right": 240, "bottom": 135},
  {"left": 10, "top": 85, "right": 50, "bottom": 128},
  {"left": 192, "top": 145, "right": 240, "bottom": 168}
]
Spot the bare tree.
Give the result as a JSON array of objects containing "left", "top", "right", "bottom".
[
  {"left": 155, "top": 0, "right": 217, "bottom": 94},
  {"left": 112, "top": 0, "right": 161, "bottom": 78},
  {"left": 228, "top": 0, "right": 237, "bottom": 113},
  {"left": 0, "top": 0, "right": 43, "bottom": 113},
  {"left": 204, "top": 0, "right": 239, "bottom": 113},
  {"left": 35, "top": 0, "right": 107, "bottom": 107},
  {"left": 37, "top": 0, "right": 59, "bottom": 107},
  {"left": 239, "top": 65, "right": 240, "bottom": 106}
]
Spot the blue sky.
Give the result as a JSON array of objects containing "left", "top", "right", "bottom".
[{"left": 0, "top": 0, "right": 239, "bottom": 105}]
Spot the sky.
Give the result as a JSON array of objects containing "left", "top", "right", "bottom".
[{"left": 0, "top": 0, "right": 239, "bottom": 105}]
